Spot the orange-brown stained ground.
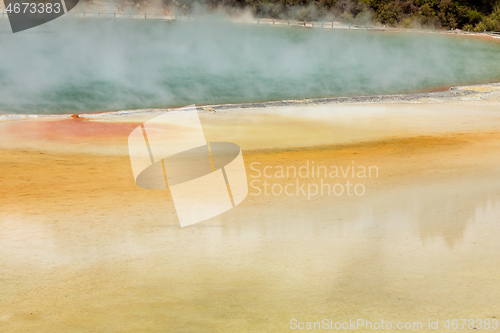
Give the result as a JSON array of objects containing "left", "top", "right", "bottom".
[
  {"left": 5, "top": 117, "right": 143, "bottom": 143},
  {"left": 1, "top": 129, "right": 500, "bottom": 333}
]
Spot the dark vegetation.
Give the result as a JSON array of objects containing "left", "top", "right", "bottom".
[{"left": 108, "top": 0, "right": 500, "bottom": 30}]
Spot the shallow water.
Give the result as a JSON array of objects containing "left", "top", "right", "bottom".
[
  {"left": 1, "top": 93, "right": 500, "bottom": 330},
  {"left": 1, "top": 136, "right": 500, "bottom": 332},
  {"left": 1, "top": 17, "right": 500, "bottom": 114}
]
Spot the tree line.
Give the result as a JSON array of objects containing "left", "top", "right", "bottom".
[{"left": 99, "top": 0, "right": 500, "bottom": 31}]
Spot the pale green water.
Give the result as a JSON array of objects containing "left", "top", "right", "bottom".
[{"left": 1, "top": 18, "right": 500, "bottom": 114}]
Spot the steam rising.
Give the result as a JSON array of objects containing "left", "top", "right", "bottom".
[{"left": 1, "top": 15, "right": 500, "bottom": 114}]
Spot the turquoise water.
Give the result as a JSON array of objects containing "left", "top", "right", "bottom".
[{"left": 1, "top": 18, "right": 500, "bottom": 114}]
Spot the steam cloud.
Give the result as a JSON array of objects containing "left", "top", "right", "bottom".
[{"left": 1, "top": 13, "right": 500, "bottom": 114}]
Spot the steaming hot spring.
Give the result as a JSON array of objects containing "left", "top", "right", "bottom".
[{"left": 1, "top": 18, "right": 500, "bottom": 114}]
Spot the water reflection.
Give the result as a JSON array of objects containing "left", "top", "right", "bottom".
[
  {"left": 2, "top": 172, "right": 499, "bottom": 269},
  {"left": 2, "top": 157, "right": 500, "bottom": 331}
]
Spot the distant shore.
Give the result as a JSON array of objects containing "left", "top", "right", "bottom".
[{"left": 2, "top": 8, "right": 500, "bottom": 38}]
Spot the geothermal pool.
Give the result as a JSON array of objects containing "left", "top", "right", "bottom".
[{"left": 1, "top": 17, "right": 500, "bottom": 114}]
